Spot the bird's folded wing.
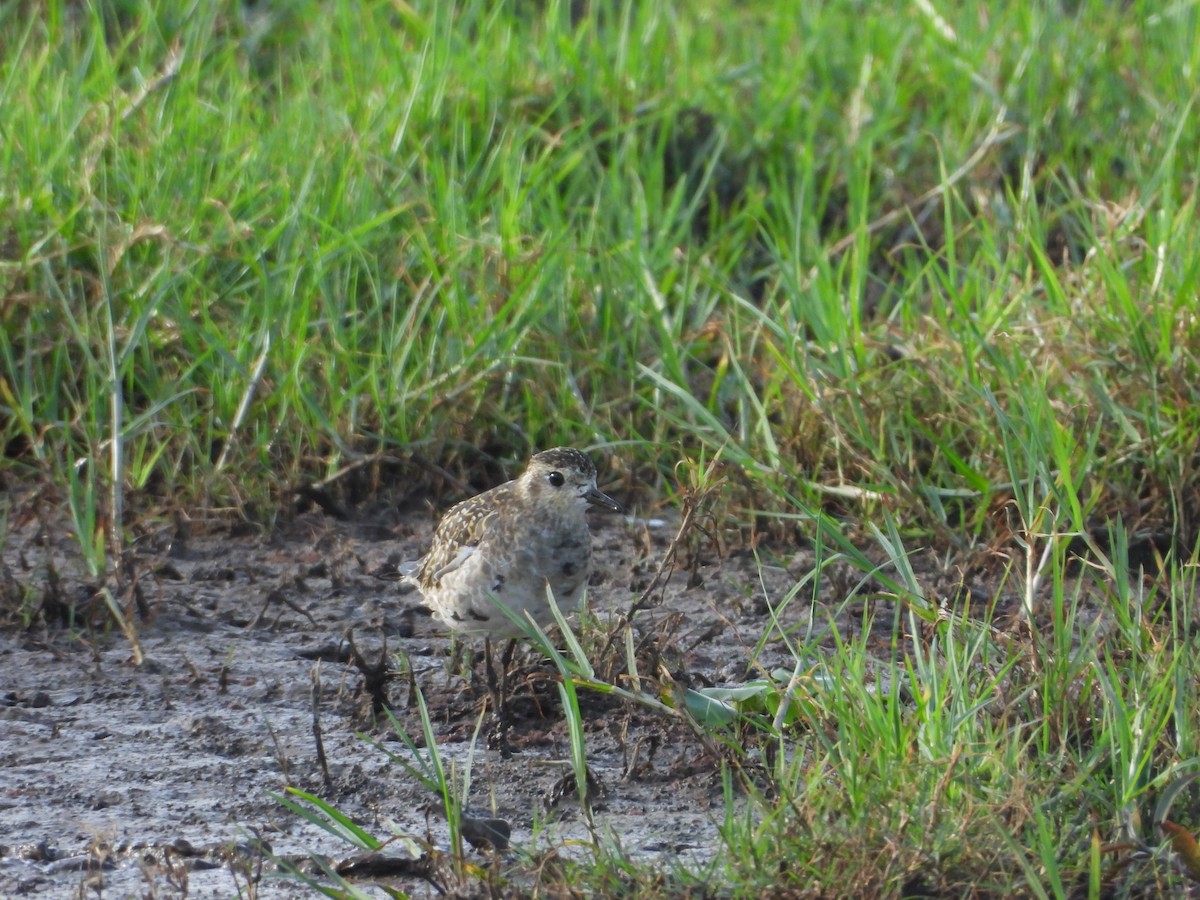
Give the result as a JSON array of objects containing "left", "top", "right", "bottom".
[
  {"left": 425, "top": 495, "right": 501, "bottom": 583},
  {"left": 432, "top": 544, "right": 477, "bottom": 581}
]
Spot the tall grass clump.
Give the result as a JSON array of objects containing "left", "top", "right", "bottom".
[{"left": 2, "top": 0, "right": 1197, "bottom": 541}]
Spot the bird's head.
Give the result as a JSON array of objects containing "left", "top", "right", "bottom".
[{"left": 517, "top": 447, "right": 623, "bottom": 516}]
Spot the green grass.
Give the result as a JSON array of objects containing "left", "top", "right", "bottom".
[{"left": 4, "top": 0, "right": 1200, "bottom": 894}]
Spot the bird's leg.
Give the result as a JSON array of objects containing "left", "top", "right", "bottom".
[
  {"left": 484, "top": 637, "right": 499, "bottom": 711},
  {"left": 485, "top": 638, "right": 519, "bottom": 756},
  {"left": 448, "top": 634, "right": 466, "bottom": 681},
  {"left": 499, "top": 638, "right": 517, "bottom": 717},
  {"left": 484, "top": 638, "right": 508, "bottom": 755}
]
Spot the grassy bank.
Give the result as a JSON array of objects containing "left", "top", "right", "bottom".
[{"left": 3, "top": 0, "right": 1200, "bottom": 894}]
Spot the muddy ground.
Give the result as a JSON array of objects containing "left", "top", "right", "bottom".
[{"left": 0, "top": 490, "right": 961, "bottom": 898}]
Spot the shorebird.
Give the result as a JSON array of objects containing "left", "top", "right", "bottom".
[{"left": 409, "top": 447, "right": 622, "bottom": 743}]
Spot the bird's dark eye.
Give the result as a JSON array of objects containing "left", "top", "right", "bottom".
[{"left": 547, "top": 471, "right": 565, "bottom": 487}]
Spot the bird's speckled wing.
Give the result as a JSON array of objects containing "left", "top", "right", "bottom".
[{"left": 415, "top": 481, "right": 513, "bottom": 588}]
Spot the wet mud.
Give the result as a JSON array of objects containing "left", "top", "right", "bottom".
[{"left": 0, "top": 497, "right": 927, "bottom": 897}]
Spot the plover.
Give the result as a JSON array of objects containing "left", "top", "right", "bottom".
[{"left": 412, "top": 447, "right": 623, "bottom": 639}]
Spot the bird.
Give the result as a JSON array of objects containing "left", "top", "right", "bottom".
[
  {"left": 408, "top": 447, "right": 623, "bottom": 745},
  {"left": 412, "top": 447, "right": 623, "bottom": 639}
]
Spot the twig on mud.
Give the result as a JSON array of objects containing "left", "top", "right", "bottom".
[
  {"left": 599, "top": 469, "right": 724, "bottom": 663},
  {"left": 265, "top": 715, "right": 292, "bottom": 786},
  {"left": 248, "top": 588, "right": 317, "bottom": 630},
  {"left": 223, "top": 829, "right": 268, "bottom": 897},
  {"left": 311, "top": 663, "right": 332, "bottom": 791},
  {"left": 344, "top": 628, "right": 392, "bottom": 715},
  {"left": 98, "top": 585, "right": 145, "bottom": 666}
]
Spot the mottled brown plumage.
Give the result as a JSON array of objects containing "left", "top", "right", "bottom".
[{"left": 412, "top": 448, "right": 622, "bottom": 639}]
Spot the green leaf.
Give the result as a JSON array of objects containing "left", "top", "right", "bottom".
[{"left": 684, "top": 688, "right": 739, "bottom": 727}]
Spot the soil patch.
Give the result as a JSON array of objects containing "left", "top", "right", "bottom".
[{"left": 0, "top": 496, "right": 942, "bottom": 897}]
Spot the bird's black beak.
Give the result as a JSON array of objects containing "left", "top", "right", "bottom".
[{"left": 586, "top": 486, "right": 624, "bottom": 513}]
